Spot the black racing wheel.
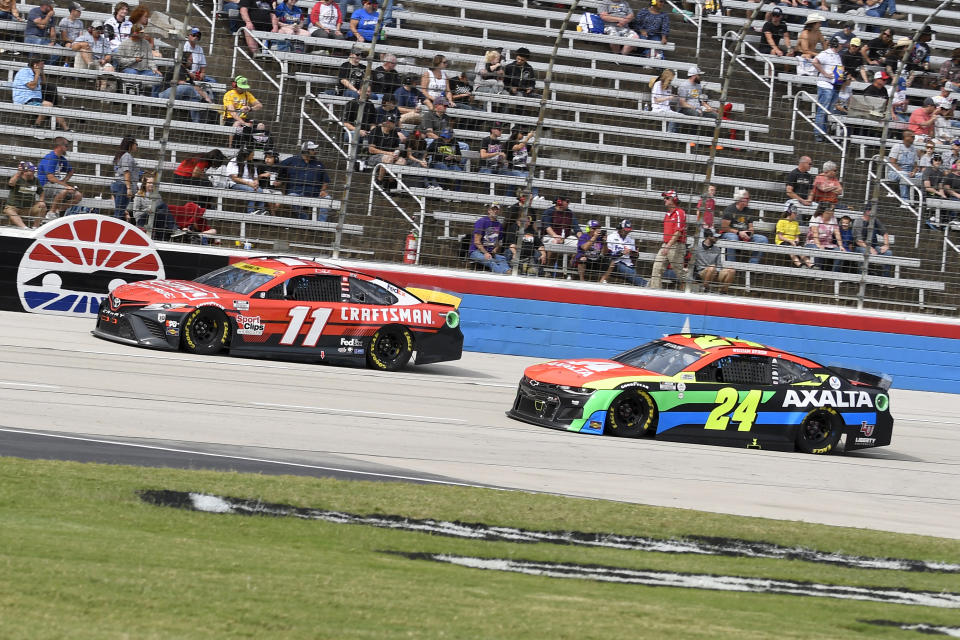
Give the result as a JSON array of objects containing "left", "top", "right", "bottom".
[
  {"left": 367, "top": 326, "right": 413, "bottom": 371},
  {"left": 606, "top": 388, "right": 658, "bottom": 438},
  {"left": 796, "top": 407, "right": 842, "bottom": 454},
  {"left": 181, "top": 307, "right": 230, "bottom": 355}
]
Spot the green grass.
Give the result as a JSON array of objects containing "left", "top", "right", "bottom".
[{"left": 2, "top": 457, "right": 959, "bottom": 639}]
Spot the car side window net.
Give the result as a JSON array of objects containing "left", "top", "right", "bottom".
[
  {"left": 287, "top": 275, "right": 341, "bottom": 302},
  {"left": 349, "top": 277, "right": 398, "bottom": 306},
  {"left": 702, "top": 356, "right": 773, "bottom": 386}
]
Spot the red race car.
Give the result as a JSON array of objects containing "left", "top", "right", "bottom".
[{"left": 93, "top": 256, "right": 463, "bottom": 370}]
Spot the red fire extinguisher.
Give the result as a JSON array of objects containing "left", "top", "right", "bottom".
[{"left": 403, "top": 232, "right": 417, "bottom": 264}]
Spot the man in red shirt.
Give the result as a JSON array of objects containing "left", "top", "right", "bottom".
[
  {"left": 650, "top": 189, "right": 688, "bottom": 289},
  {"left": 908, "top": 97, "right": 939, "bottom": 140}
]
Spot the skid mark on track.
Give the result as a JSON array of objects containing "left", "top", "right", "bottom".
[{"left": 139, "top": 490, "right": 960, "bottom": 573}]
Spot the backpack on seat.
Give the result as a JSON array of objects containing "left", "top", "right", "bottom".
[{"left": 577, "top": 13, "right": 604, "bottom": 34}]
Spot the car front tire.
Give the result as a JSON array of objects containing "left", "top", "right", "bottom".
[
  {"left": 181, "top": 307, "right": 230, "bottom": 355},
  {"left": 606, "top": 388, "right": 658, "bottom": 438}
]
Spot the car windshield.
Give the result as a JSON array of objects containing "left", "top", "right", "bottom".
[
  {"left": 613, "top": 340, "right": 702, "bottom": 376},
  {"left": 194, "top": 265, "right": 276, "bottom": 295}
]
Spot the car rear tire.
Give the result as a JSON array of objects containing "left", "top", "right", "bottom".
[
  {"left": 367, "top": 326, "right": 413, "bottom": 371},
  {"left": 606, "top": 388, "right": 658, "bottom": 438},
  {"left": 181, "top": 307, "right": 230, "bottom": 355},
  {"left": 796, "top": 407, "right": 842, "bottom": 454}
]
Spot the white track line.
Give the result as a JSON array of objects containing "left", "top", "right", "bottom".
[
  {"left": 0, "top": 427, "right": 486, "bottom": 487},
  {"left": 252, "top": 402, "right": 467, "bottom": 423},
  {"left": 0, "top": 381, "right": 61, "bottom": 390}
]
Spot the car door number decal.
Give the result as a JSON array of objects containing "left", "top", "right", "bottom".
[
  {"left": 280, "top": 306, "right": 333, "bottom": 347},
  {"left": 705, "top": 388, "right": 762, "bottom": 431}
]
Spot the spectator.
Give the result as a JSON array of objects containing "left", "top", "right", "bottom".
[
  {"left": 804, "top": 202, "right": 845, "bottom": 270},
  {"left": 24, "top": 1, "right": 56, "bottom": 48},
  {"left": 372, "top": 53, "right": 401, "bottom": 99},
  {"left": 159, "top": 52, "right": 214, "bottom": 123},
  {"left": 506, "top": 127, "right": 539, "bottom": 199},
  {"left": 599, "top": 219, "right": 646, "bottom": 286},
  {"left": 116, "top": 24, "right": 160, "bottom": 92},
  {"left": 239, "top": 0, "right": 277, "bottom": 56},
  {"left": 171, "top": 149, "right": 226, "bottom": 209},
  {"left": 348, "top": 0, "right": 379, "bottom": 43},
  {"left": 677, "top": 66, "right": 715, "bottom": 118},
  {"left": 785, "top": 155, "right": 814, "bottom": 207},
  {"left": 104, "top": 2, "right": 132, "bottom": 51},
  {"left": 4, "top": 162, "right": 46, "bottom": 229},
  {"left": 694, "top": 229, "right": 734, "bottom": 293},
  {"left": 395, "top": 74, "right": 430, "bottom": 126},
  {"left": 649, "top": 69, "right": 676, "bottom": 132},
  {"left": 941, "top": 162, "right": 960, "bottom": 228},
  {"left": 852, "top": 204, "right": 893, "bottom": 276},
  {"left": 696, "top": 184, "right": 717, "bottom": 230},
  {"left": 183, "top": 27, "right": 213, "bottom": 83},
  {"left": 59, "top": 3, "right": 91, "bottom": 64},
  {"left": 279, "top": 141, "right": 331, "bottom": 220},
  {"left": 336, "top": 47, "right": 366, "bottom": 98},
  {"left": 223, "top": 76, "right": 263, "bottom": 147},
  {"left": 812, "top": 36, "right": 843, "bottom": 142},
  {"left": 860, "top": 70, "right": 890, "bottom": 99},
  {"left": 502, "top": 206, "right": 547, "bottom": 276},
  {"left": 37, "top": 137, "right": 82, "bottom": 218},
  {"left": 375, "top": 95, "right": 401, "bottom": 125},
  {"left": 933, "top": 83, "right": 957, "bottom": 142},
  {"left": 0, "top": 0, "right": 23, "bottom": 20},
  {"left": 367, "top": 115, "right": 404, "bottom": 184},
  {"left": 450, "top": 70, "right": 481, "bottom": 111},
  {"left": 631, "top": 0, "right": 669, "bottom": 59},
  {"left": 479, "top": 123, "right": 523, "bottom": 199},
  {"left": 922, "top": 153, "right": 949, "bottom": 200},
  {"left": 598, "top": 0, "right": 639, "bottom": 57},
  {"left": 903, "top": 27, "right": 933, "bottom": 87},
  {"left": 890, "top": 76, "right": 909, "bottom": 123},
  {"left": 650, "top": 190, "right": 687, "bottom": 289},
  {"left": 126, "top": 171, "right": 178, "bottom": 238},
  {"left": 226, "top": 147, "right": 266, "bottom": 214},
  {"left": 475, "top": 49, "right": 505, "bottom": 94},
  {"left": 796, "top": 13, "right": 826, "bottom": 77},
  {"left": 759, "top": 7, "right": 791, "bottom": 56},
  {"left": 503, "top": 47, "right": 536, "bottom": 116},
  {"left": 939, "top": 48, "right": 960, "bottom": 87},
  {"left": 421, "top": 54, "right": 455, "bottom": 107},
  {"left": 468, "top": 203, "right": 511, "bottom": 274},
  {"left": 887, "top": 131, "right": 920, "bottom": 200},
  {"left": 842, "top": 38, "right": 869, "bottom": 83},
  {"left": 864, "top": 28, "right": 893, "bottom": 66},
  {"left": 110, "top": 136, "right": 140, "bottom": 219},
  {"left": 575, "top": 220, "right": 607, "bottom": 281},
  {"left": 719, "top": 188, "right": 768, "bottom": 264},
  {"left": 943, "top": 139, "right": 960, "bottom": 173},
  {"left": 418, "top": 99, "right": 450, "bottom": 142},
  {"left": 74, "top": 21, "right": 115, "bottom": 82},
  {"left": 838, "top": 214, "right": 855, "bottom": 256},
  {"left": 426, "top": 129, "right": 463, "bottom": 191},
  {"left": 310, "top": 0, "right": 344, "bottom": 40},
  {"left": 274, "top": 0, "right": 309, "bottom": 43},
  {"left": 811, "top": 160, "right": 843, "bottom": 205},
  {"left": 908, "top": 97, "right": 939, "bottom": 141},
  {"left": 541, "top": 195, "right": 581, "bottom": 247},
  {"left": 404, "top": 130, "right": 433, "bottom": 188},
  {"left": 342, "top": 87, "right": 376, "bottom": 143},
  {"left": 167, "top": 201, "right": 217, "bottom": 241},
  {"left": 832, "top": 20, "right": 856, "bottom": 51},
  {"left": 258, "top": 150, "right": 281, "bottom": 212},
  {"left": 776, "top": 200, "right": 813, "bottom": 268},
  {"left": 13, "top": 58, "right": 70, "bottom": 132}
]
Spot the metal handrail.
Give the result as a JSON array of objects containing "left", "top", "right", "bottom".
[
  {"left": 943, "top": 227, "right": 958, "bottom": 272},
  {"left": 300, "top": 94, "right": 352, "bottom": 161},
  {"left": 664, "top": 0, "right": 702, "bottom": 58},
  {"left": 865, "top": 155, "right": 923, "bottom": 248},
  {"left": 791, "top": 91, "right": 848, "bottom": 179},
  {"left": 369, "top": 164, "right": 426, "bottom": 264},
  {"left": 719, "top": 29, "right": 774, "bottom": 118}
]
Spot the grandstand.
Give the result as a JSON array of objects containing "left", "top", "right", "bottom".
[{"left": 1, "top": 0, "right": 957, "bottom": 314}]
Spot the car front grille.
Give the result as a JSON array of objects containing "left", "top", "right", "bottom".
[{"left": 141, "top": 317, "right": 167, "bottom": 340}]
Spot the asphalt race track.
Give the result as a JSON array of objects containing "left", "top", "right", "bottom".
[{"left": 2, "top": 311, "right": 959, "bottom": 539}]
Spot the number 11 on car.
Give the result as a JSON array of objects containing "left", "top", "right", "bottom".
[{"left": 280, "top": 306, "right": 333, "bottom": 347}]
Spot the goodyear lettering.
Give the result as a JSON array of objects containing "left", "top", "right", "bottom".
[
  {"left": 339, "top": 307, "right": 432, "bottom": 325},
  {"left": 236, "top": 314, "right": 265, "bottom": 336},
  {"left": 782, "top": 390, "right": 873, "bottom": 408}
]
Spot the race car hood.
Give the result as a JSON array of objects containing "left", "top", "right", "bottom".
[
  {"left": 110, "top": 279, "right": 226, "bottom": 306},
  {"left": 524, "top": 359, "right": 655, "bottom": 386}
]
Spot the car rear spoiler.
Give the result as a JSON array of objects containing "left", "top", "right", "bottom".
[
  {"left": 406, "top": 287, "right": 462, "bottom": 310},
  {"left": 829, "top": 367, "right": 892, "bottom": 391}
]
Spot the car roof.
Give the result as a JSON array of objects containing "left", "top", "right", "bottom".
[{"left": 662, "top": 333, "right": 777, "bottom": 353}]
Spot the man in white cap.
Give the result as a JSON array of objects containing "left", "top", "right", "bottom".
[
  {"left": 677, "top": 66, "right": 715, "bottom": 118},
  {"left": 599, "top": 219, "right": 647, "bottom": 286},
  {"left": 74, "top": 20, "right": 114, "bottom": 75}
]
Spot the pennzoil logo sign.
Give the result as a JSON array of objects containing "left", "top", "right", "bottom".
[{"left": 16, "top": 215, "right": 163, "bottom": 316}]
